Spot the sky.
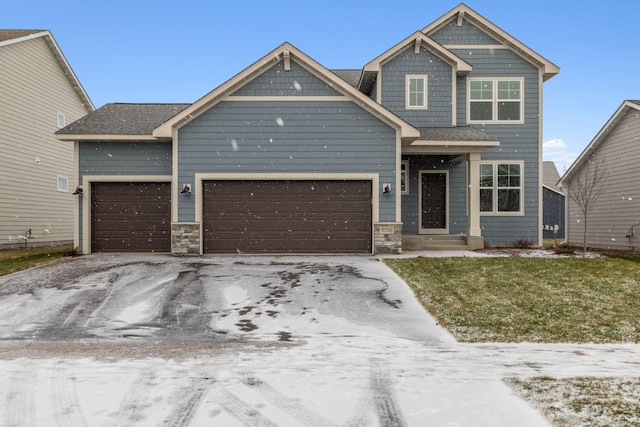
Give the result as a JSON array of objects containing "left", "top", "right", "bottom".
[{"left": 4, "top": 0, "right": 639, "bottom": 173}]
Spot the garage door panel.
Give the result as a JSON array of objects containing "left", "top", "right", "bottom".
[
  {"left": 91, "top": 182, "right": 171, "bottom": 253},
  {"left": 203, "top": 180, "right": 372, "bottom": 254}
]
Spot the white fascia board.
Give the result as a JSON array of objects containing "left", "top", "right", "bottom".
[
  {"left": 55, "top": 134, "right": 160, "bottom": 142},
  {"left": 410, "top": 139, "right": 499, "bottom": 147}
]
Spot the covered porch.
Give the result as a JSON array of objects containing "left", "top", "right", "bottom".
[{"left": 400, "top": 127, "right": 499, "bottom": 251}]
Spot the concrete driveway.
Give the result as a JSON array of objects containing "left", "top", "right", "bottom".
[{"left": 0, "top": 254, "right": 550, "bottom": 426}]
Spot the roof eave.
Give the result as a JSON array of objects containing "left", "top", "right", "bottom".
[
  {"left": 55, "top": 133, "right": 162, "bottom": 142},
  {"left": 153, "top": 42, "right": 419, "bottom": 140},
  {"left": 363, "top": 31, "right": 472, "bottom": 75},
  {"left": 559, "top": 100, "right": 640, "bottom": 185}
]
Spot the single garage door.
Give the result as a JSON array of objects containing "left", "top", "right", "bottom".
[
  {"left": 203, "top": 180, "right": 372, "bottom": 254},
  {"left": 91, "top": 182, "right": 171, "bottom": 252}
]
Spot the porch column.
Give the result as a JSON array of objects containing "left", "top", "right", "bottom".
[{"left": 468, "top": 152, "right": 482, "bottom": 237}]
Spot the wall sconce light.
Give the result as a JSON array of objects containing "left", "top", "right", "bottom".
[
  {"left": 72, "top": 185, "right": 83, "bottom": 195},
  {"left": 383, "top": 183, "right": 392, "bottom": 194},
  {"left": 181, "top": 183, "right": 192, "bottom": 194}
]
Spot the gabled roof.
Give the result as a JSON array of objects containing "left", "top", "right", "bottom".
[
  {"left": 422, "top": 3, "right": 559, "bottom": 81},
  {"left": 360, "top": 31, "right": 472, "bottom": 93},
  {"left": 153, "top": 42, "right": 419, "bottom": 141},
  {"left": 56, "top": 103, "right": 190, "bottom": 140},
  {"left": 543, "top": 161, "right": 562, "bottom": 192},
  {"left": 0, "top": 29, "right": 94, "bottom": 110},
  {"left": 558, "top": 100, "right": 640, "bottom": 186}
]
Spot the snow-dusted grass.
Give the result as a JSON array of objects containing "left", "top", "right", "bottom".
[
  {"left": 385, "top": 256, "right": 640, "bottom": 343},
  {"left": 387, "top": 254, "right": 640, "bottom": 425},
  {"left": 506, "top": 377, "right": 640, "bottom": 426},
  {"left": 0, "top": 245, "right": 72, "bottom": 276}
]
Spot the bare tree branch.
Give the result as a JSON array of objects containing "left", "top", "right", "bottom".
[{"left": 566, "top": 158, "right": 608, "bottom": 251}]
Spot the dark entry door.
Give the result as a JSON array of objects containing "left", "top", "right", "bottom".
[{"left": 421, "top": 172, "right": 447, "bottom": 231}]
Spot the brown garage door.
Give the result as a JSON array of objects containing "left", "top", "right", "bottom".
[
  {"left": 91, "top": 182, "right": 171, "bottom": 252},
  {"left": 203, "top": 180, "right": 372, "bottom": 254}
]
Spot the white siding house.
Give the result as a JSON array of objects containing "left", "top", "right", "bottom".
[{"left": 0, "top": 30, "right": 93, "bottom": 249}]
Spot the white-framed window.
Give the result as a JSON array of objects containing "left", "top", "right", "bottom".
[
  {"left": 57, "top": 112, "right": 65, "bottom": 128},
  {"left": 479, "top": 161, "right": 523, "bottom": 214},
  {"left": 468, "top": 78, "right": 523, "bottom": 123},
  {"left": 401, "top": 161, "right": 409, "bottom": 194},
  {"left": 57, "top": 175, "right": 69, "bottom": 192},
  {"left": 406, "top": 75, "right": 428, "bottom": 109}
]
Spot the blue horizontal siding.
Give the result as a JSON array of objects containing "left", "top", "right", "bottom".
[
  {"left": 79, "top": 141, "right": 172, "bottom": 177},
  {"left": 178, "top": 100, "right": 397, "bottom": 222}
]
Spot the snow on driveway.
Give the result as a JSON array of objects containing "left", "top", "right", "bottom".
[{"left": 0, "top": 254, "right": 638, "bottom": 426}]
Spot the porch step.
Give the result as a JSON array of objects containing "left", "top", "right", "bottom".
[{"left": 403, "top": 235, "right": 482, "bottom": 251}]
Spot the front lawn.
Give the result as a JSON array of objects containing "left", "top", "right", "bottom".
[
  {"left": 0, "top": 245, "right": 73, "bottom": 277},
  {"left": 384, "top": 256, "right": 640, "bottom": 343}
]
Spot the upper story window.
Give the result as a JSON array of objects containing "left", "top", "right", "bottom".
[
  {"left": 480, "top": 162, "right": 523, "bottom": 215},
  {"left": 57, "top": 175, "right": 69, "bottom": 192},
  {"left": 468, "top": 78, "right": 523, "bottom": 124},
  {"left": 57, "top": 112, "right": 66, "bottom": 129},
  {"left": 406, "top": 75, "right": 428, "bottom": 110}
]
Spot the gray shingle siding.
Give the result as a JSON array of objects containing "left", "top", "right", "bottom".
[
  {"left": 177, "top": 100, "right": 396, "bottom": 222},
  {"left": 430, "top": 20, "right": 501, "bottom": 46},
  {"left": 380, "top": 46, "right": 453, "bottom": 127},
  {"left": 231, "top": 60, "right": 342, "bottom": 97},
  {"left": 401, "top": 155, "right": 467, "bottom": 235}
]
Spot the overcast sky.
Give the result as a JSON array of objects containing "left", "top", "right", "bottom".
[{"left": 5, "top": 0, "right": 638, "bottom": 173}]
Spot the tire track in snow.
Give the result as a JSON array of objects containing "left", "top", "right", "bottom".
[
  {"left": 3, "top": 372, "right": 35, "bottom": 427},
  {"left": 342, "top": 392, "right": 374, "bottom": 427},
  {"left": 114, "top": 370, "right": 156, "bottom": 426},
  {"left": 370, "top": 370, "right": 407, "bottom": 427},
  {"left": 162, "top": 377, "right": 216, "bottom": 427},
  {"left": 242, "top": 376, "right": 336, "bottom": 427},
  {"left": 52, "top": 374, "right": 88, "bottom": 427},
  {"left": 210, "top": 387, "right": 278, "bottom": 427}
]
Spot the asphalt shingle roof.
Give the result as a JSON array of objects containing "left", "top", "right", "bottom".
[
  {"left": 416, "top": 126, "right": 498, "bottom": 142},
  {"left": 0, "top": 29, "right": 45, "bottom": 43},
  {"left": 57, "top": 103, "right": 190, "bottom": 135},
  {"left": 330, "top": 69, "right": 361, "bottom": 88}
]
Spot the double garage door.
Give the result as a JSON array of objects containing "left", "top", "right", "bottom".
[
  {"left": 91, "top": 180, "right": 372, "bottom": 254},
  {"left": 203, "top": 180, "right": 372, "bottom": 254}
]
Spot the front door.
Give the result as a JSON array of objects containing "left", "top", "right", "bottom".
[{"left": 420, "top": 171, "right": 448, "bottom": 234}]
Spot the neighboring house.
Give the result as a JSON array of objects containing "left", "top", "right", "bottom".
[
  {"left": 558, "top": 100, "right": 640, "bottom": 250},
  {"left": 56, "top": 3, "right": 558, "bottom": 255},
  {"left": 0, "top": 30, "right": 93, "bottom": 249},
  {"left": 542, "top": 161, "right": 565, "bottom": 240}
]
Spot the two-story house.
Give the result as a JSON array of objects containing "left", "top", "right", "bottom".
[
  {"left": 0, "top": 30, "right": 93, "bottom": 250},
  {"left": 56, "top": 4, "right": 558, "bottom": 255}
]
